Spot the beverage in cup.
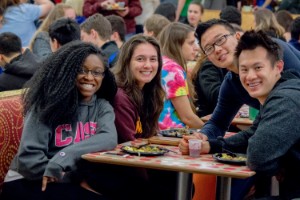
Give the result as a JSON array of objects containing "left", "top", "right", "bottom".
[{"left": 189, "top": 139, "right": 201, "bottom": 158}]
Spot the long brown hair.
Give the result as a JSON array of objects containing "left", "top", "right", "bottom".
[
  {"left": 159, "top": 22, "right": 197, "bottom": 110},
  {"left": 112, "top": 34, "right": 165, "bottom": 138}
]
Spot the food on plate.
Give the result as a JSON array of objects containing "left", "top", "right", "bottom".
[
  {"left": 216, "top": 153, "right": 247, "bottom": 161},
  {"left": 106, "top": 3, "right": 125, "bottom": 10},
  {"left": 123, "top": 145, "right": 164, "bottom": 153},
  {"left": 160, "top": 127, "right": 193, "bottom": 137}
]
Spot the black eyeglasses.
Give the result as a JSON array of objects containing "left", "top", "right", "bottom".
[
  {"left": 203, "top": 33, "right": 234, "bottom": 55},
  {"left": 78, "top": 68, "right": 105, "bottom": 77}
]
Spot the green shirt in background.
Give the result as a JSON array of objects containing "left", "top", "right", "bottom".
[{"left": 180, "top": 0, "right": 192, "bottom": 17}]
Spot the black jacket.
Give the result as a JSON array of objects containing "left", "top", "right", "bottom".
[
  {"left": 0, "top": 49, "right": 40, "bottom": 92},
  {"left": 194, "top": 60, "right": 228, "bottom": 117}
]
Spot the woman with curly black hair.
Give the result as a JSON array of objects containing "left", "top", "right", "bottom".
[{"left": 1, "top": 41, "right": 117, "bottom": 200}]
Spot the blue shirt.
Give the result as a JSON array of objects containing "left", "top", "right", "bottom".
[{"left": 0, "top": 4, "right": 41, "bottom": 47}]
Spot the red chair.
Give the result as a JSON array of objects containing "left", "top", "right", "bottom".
[{"left": 0, "top": 90, "right": 23, "bottom": 192}]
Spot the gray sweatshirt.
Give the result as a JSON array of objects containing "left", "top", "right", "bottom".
[
  {"left": 9, "top": 95, "right": 117, "bottom": 181},
  {"left": 211, "top": 71, "right": 300, "bottom": 199}
]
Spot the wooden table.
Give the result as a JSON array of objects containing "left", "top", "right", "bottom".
[
  {"left": 201, "top": 114, "right": 253, "bottom": 126},
  {"left": 82, "top": 141, "right": 255, "bottom": 200}
]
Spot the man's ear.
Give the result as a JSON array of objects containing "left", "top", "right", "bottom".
[
  {"left": 111, "top": 31, "right": 118, "bottom": 41},
  {"left": 50, "top": 38, "right": 59, "bottom": 52},
  {"left": 148, "top": 31, "right": 154, "bottom": 37},
  {"left": 235, "top": 32, "right": 242, "bottom": 40},
  {"left": 276, "top": 60, "right": 284, "bottom": 73},
  {"left": 90, "top": 29, "right": 99, "bottom": 39}
]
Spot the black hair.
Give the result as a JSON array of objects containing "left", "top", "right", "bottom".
[
  {"left": 291, "top": 17, "right": 300, "bottom": 40},
  {"left": 235, "top": 30, "right": 283, "bottom": 66},
  {"left": 23, "top": 41, "right": 117, "bottom": 126},
  {"left": 154, "top": 2, "right": 176, "bottom": 22},
  {"left": 0, "top": 32, "right": 22, "bottom": 56},
  {"left": 48, "top": 18, "right": 81, "bottom": 46},
  {"left": 195, "top": 19, "right": 235, "bottom": 51},
  {"left": 220, "top": 6, "right": 241, "bottom": 26}
]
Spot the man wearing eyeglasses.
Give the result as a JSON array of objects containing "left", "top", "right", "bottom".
[{"left": 194, "top": 19, "right": 300, "bottom": 140}]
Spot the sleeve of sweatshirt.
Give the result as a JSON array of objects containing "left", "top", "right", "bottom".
[
  {"left": 113, "top": 90, "right": 137, "bottom": 143},
  {"left": 126, "top": 0, "right": 142, "bottom": 18},
  {"left": 44, "top": 99, "right": 117, "bottom": 180},
  {"left": 15, "top": 111, "right": 53, "bottom": 180},
  {"left": 201, "top": 73, "right": 244, "bottom": 139},
  {"left": 246, "top": 94, "right": 300, "bottom": 175},
  {"left": 83, "top": 0, "right": 104, "bottom": 17}
]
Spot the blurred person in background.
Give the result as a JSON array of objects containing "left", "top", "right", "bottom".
[
  {"left": 135, "top": 0, "right": 159, "bottom": 34},
  {"left": 106, "top": 15, "right": 126, "bottom": 49},
  {"left": 183, "top": 0, "right": 204, "bottom": 29},
  {"left": 275, "top": 10, "right": 294, "bottom": 41},
  {"left": 29, "top": 3, "right": 76, "bottom": 60},
  {"left": 143, "top": 14, "right": 170, "bottom": 39},
  {"left": 289, "top": 17, "right": 300, "bottom": 51},
  {"left": 254, "top": 8, "right": 285, "bottom": 41},
  {"left": 0, "top": 32, "right": 39, "bottom": 91},
  {"left": 154, "top": 2, "right": 176, "bottom": 22},
  {"left": 83, "top": 0, "right": 142, "bottom": 40},
  {"left": 0, "top": 0, "right": 54, "bottom": 47}
]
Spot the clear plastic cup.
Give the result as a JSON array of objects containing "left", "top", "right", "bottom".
[{"left": 189, "top": 139, "right": 201, "bottom": 158}]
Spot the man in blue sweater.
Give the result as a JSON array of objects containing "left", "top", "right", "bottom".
[
  {"left": 194, "top": 19, "right": 300, "bottom": 139},
  {"left": 181, "top": 30, "right": 300, "bottom": 199}
]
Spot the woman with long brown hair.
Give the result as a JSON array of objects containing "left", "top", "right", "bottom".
[
  {"left": 112, "top": 34, "right": 165, "bottom": 143},
  {"left": 158, "top": 22, "right": 204, "bottom": 130}
]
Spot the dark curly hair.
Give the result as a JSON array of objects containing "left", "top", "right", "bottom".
[
  {"left": 23, "top": 41, "right": 117, "bottom": 126},
  {"left": 235, "top": 30, "right": 283, "bottom": 67}
]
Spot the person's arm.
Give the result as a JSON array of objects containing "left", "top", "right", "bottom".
[
  {"left": 34, "top": 0, "right": 54, "bottom": 18},
  {"left": 15, "top": 111, "right": 52, "bottom": 180},
  {"left": 200, "top": 73, "right": 245, "bottom": 139},
  {"left": 198, "top": 61, "right": 226, "bottom": 112},
  {"left": 247, "top": 95, "right": 300, "bottom": 175},
  {"left": 113, "top": 90, "right": 138, "bottom": 143},
  {"left": 43, "top": 99, "right": 117, "bottom": 180},
  {"left": 171, "top": 96, "right": 204, "bottom": 128},
  {"left": 175, "top": 0, "right": 186, "bottom": 21},
  {"left": 260, "top": 0, "right": 272, "bottom": 8},
  {"left": 120, "top": 0, "right": 142, "bottom": 18},
  {"left": 32, "top": 32, "right": 52, "bottom": 60},
  {"left": 83, "top": 0, "right": 106, "bottom": 17}
]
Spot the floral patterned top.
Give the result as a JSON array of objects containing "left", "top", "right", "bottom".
[{"left": 159, "top": 56, "right": 189, "bottom": 130}]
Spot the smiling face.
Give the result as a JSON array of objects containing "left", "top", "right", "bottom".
[
  {"left": 76, "top": 54, "right": 104, "bottom": 102},
  {"left": 182, "top": 31, "right": 198, "bottom": 62},
  {"left": 129, "top": 43, "right": 159, "bottom": 89},
  {"left": 238, "top": 46, "right": 283, "bottom": 104},
  {"left": 200, "top": 25, "right": 239, "bottom": 72},
  {"left": 187, "top": 4, "right": 202, "bottom": 28}
]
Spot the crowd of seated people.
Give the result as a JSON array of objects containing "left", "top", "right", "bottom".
[{"left": 1, "top": 0, "right": 300, "bottom": 199}]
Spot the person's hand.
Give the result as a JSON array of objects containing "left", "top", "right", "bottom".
[
  {"left": 115, "top": 7, "right": 129, "bottom": 17},
  {"left": 194, "top": 132, "right": 208, "bottom": 141},
  {"left": 179, "top": 134, "right": 210, "bottom": 155},
  {"left": 178, "top": 135, "right": 193, "bottom": 155},
  {"left": 42, "top": 176, "right": 58, "bottom": 191},
  {"left": 100, "top": 0, "right": 115, "bottom": 9}
]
